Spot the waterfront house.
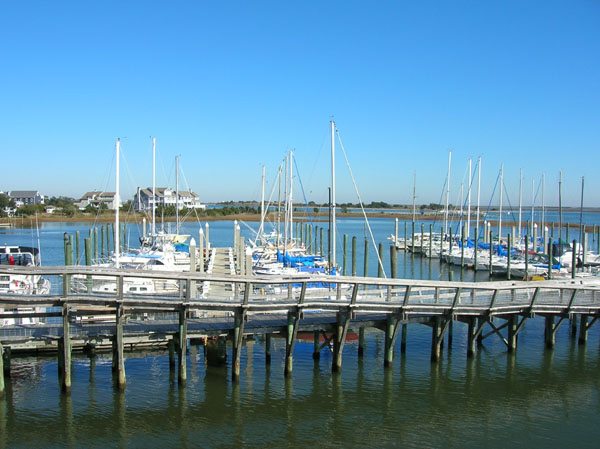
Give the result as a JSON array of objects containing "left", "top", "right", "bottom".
[
  {"left": 134, "top": 187, "right": 205, "bottom": 212},
  {"left": 75, "top": 191, "right": 121, "bottom": 210},
  {"left": 8, "top": 190, "right": 44, "bottom": 206}
]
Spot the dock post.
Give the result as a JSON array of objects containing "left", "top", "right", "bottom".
[
  {"left": 0, "top": 343, "right": 4, "bottom": 398},
  {"left": 114, "top": 303, "right": 126, "bottom": 390},
  {"left": 447, "top": 320, "right": 453, "bottom": 348},
  {"left": 431, "top": 316, "right": 443, "bottom": 362},
  {"left": 320, "top": 228, "right": 324, "bottom": 256},
  {"left": 312, "top": 330, "right": 320, "bottom": 360},
  {"left": 474, "top": 228, "right": 479, "bottom": 271},
  {"left": 94, "top": 227, "right": 99, "bottom": 262},
  {"left": 400, "top": 324, "right": 407, "bottom": 354},
  {"left": 572, "top": 239, "right": 577, "bottom": 279},
  {"left": 378, "top": 242, "right": 384, "bottom": 278},
  {"left": 404, "top": 221, "right": 408, "bottom": 252},
  {"left": 2, "top": 346, "right": 9, "bottom": 377},
  {"left": 59, "top": 305, "right": 72, "bottom": 393},
  {"left": 332, "top": 311, "right": 350, "bottom": 372},
  {"left": 84, "top": 238, "right": 92, "bottom": 266},
  {"left": 178, "top": 308, "right": 187, "bottom": 385},
  {"left": 343, "top": 234, "right": 348, "bottom": 276},
  {"left": 75, "top": 231, "right": 80, "bottom": 265},
  {"left": 285, "top": 312, "right": 295, "bottom": 377},
  {"left": 477, "top": 317, "right": 485, "bottom": 347},
  {"left": 358, "top": 327, "right": 365, "bottom": 357},
  {"left": 489, "top": 231, "right": 493, "bottom": 277},
  {"left": 545, "top": 316, "right": 555, "bottom": 348},
  {"left": 100, "top": 226, "right": 105, "bottom": 262},
  {"left": 390, "top": 244, "right": 397, "bottom": 279},
  {"left": 384, "top": 315, "right": 396, "bottom": 367},
  {"left": 507, "top": 315, "right": 518, "bottom": 352},
  {"left": 168, "top": 338, "right": 176, "bottom": 370},
  {"left": 232, "top": 312, "right": 243, "bottom": 381},
  {"left": 507, "top": 234, "right": 512, "bottom": 280},
  {"left": 363, "top": 239, "right": 369, "bottom": 277},
  {"left": 579, "top": 315, "right": 589, "bottom": 345},
  {"left": 265, "top": 334, "right": 272, "bottom": 365},
  {"left": 351, "top": 236, "right": 357, "bottom": 276},
  {"left": 467, "top": 316, "right": 477, "bottom": 357}
]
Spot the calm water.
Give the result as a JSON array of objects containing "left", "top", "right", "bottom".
[{"left": 1, "top": 219, "right": 600, "bottom": 448}]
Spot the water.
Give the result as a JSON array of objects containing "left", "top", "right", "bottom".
[{"left": 1, "top": 219, "right": 600, "bottom": 448}]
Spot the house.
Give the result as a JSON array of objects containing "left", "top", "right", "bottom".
[
  {"left": 75, "top": 191, "right": 121, "bottom": 210},
  {"left": 8, "top": 190, "right": 44, "bottom": 206},
  {"left": 134, "top": 187, "right": 205, "bottom": 212},
  {"left": 45, "top": 205, "right": 58, "bottom": 214}
]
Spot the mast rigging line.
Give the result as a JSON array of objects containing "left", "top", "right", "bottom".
[
  {"left": 293, "top": 157, "right": 315, "bottom": 226},
  {"left": 335, "top": 128, "right": 387, "bottom": 278}
]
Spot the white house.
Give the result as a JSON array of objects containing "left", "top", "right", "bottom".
[
  {"left": 134, "top": 187, "right": 205, "bottom": 212},
  {"left": 75, "top": 191, "right": 121, "bottom": 210}
]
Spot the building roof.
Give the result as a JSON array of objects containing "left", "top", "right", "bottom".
[{"left": 9, "top": 190, "right": 40, "bottom": 198}]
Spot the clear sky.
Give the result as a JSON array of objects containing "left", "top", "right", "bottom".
[{"left": 1, "top": 1, "right": 598, "bottom": 207}]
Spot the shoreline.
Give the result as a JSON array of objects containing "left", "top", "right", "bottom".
[{"left": 1, "top": 210, "right": 598, "bottom": 231}]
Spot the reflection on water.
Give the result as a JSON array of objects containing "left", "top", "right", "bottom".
[{"left": 1, "top": 319, "right": 599, "bottom": 448}]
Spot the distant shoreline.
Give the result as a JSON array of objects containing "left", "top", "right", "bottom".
[{"left": 2, "top": 209, "right": 599, "bottom": 230}]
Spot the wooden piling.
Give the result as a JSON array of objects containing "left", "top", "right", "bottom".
[
  {"left": 358, "top": 327, "right": 365, "bottom": 357},
  {"left": 377, "top": 242, "right": 384, "bottom": 278},
  {"left": 390, "top": 244, "right": 397, "bottom": 279},
  {"left": 384, "top": 315, "right": 396, "bottom": 367},
  {"left": 75, "top": 231, "right": 80, "bottom": 265},
  {"left": 94, "top": 227, "right": 99, "bottom": 263},
  {"left": 351, "top": 236, "right": 357, "bottom": 276},
  {"left": 474, "top": 227, "right": 478, "bottom": 272},
  {"left": 578, "top": 315, "right": 588, "bottom": 345},
  {"left": 232, "top": 311, "right": 244, "bottom": 381},
  {"left": 489, "top": 230, "right": 493, "bottom": 277},
  {"left": 114, "top": 303, "right": 126, "bottom": 390},
  {"left": 332, "top": 311, "right": 350, "bottom": 372},
  {"left": 467, "top": 316, "right": 477, "bottom": 357},
  {"left": 59, "top": 305, "right": 72, "bottom": 393},
  {"left": 320, "top": 228, "right": 324, "bottom": 256},
  {"left": 545, "top": 316, "right": 555, "bottom": 348},
  {"left": 312, "top": 330, "right": 320, "bottom": 360},
  {"left": 548, "top": 236, "right": 553, "bottom": 280},
  {"left": 524, "top": 235, "right": 529, "bottom": 279},
  {"left": 178, "top": 308, "right": 187, "bottom": 385},
  {"left": 168, "top": 338, "right": 176, "bottom": 369},
  {"left": 507, "top": 315, "right": 518, "bottom": 352},
  {"left": 0, "top": 343, "right": 4, "bottom": 398},
  {"left": 431, "top": 316, "right": 443, "bottom": 362},
  {"left": 285, "top": 311, "right": 296, "bottom": 377},
  {"left": 363, "top": 239, "right": 369, "bottom": 277},
  {"left": 265, "top": 333, "right": 272, "bottom": 365},
  {"left": 84, "top": 238, "right": 92, "bottom": 266},
  {"left": 572, "top": 239, "right": 577, "bottom": 279},
  {"left": 2, "top": 347, "right": 9, "bottom": 377},
  {"left": 507, "top": 234, "right": 512, "bottom": 280},
  {"left": 343, "top": 234, "right": 347, "bottom": 276},
  {"left": 404, "top": 222, "right": 408, "bottom": 252},
  {"left": 400, "top": 324, "right": 407, "bottom": 354}
]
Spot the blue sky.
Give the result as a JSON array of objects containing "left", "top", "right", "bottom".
[{"left": 1, "top": 1, "right": 598, "bottom": 207}]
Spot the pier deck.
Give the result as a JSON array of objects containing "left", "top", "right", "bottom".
[{"left": 1, "top": 264, "right": 599, "bottom": 394}]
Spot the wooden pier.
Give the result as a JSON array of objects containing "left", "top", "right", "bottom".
[{"left": 1, "top": 263, "right": 600, "bottom": 395}]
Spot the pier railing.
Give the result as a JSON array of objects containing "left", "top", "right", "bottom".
[{"left": 0, "top": 265, "right": 599, "bottom": 394}]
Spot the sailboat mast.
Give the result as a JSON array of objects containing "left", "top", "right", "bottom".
[
  {"left": 558, "top": 170, "right": 563, "bottom": 244},
  {"left": 115, "top": 139, "right": 120, "bottom": 268},
  {"left": 476, "top": 156, "right": 481, "bottom": 240},
  {"left": 580, "top": 176, "right": 585, "bottom": 249},
  {"left": 499, "top": 164, "right": 504, "bottom": 244},
  {"left": 283, "top": 154, "right": 288, "bottom": 252},
  {"left": 541, "top": 172, "right": 546, "bottom": 250},
  {"left": 260, "top": 164, "right": 265, "bottom": 244},
  {"left": 412, "top": 171, "right": 416, "bottom": 224},
  {"left": 467, "top": 158, "right": 471, "bottom": 239},
  {"left": 277, "top": 164, "right": 282, "bottom": 248},
  {"left": 518, "top": 168, "right": 523, "bottom": 240},
  {"left": 444, "top": 151, "right": 452, "bottom": 236},
  {"left": 152, "top": 137, "right": 156, "bottom": 238},
  {"left": 175, "top": 155, "right": 179, "bottom": 234},
  {"left": 289, "top": 150, "right": 293, "bottom": 246},
  {"left": 531, "top": 178, "right": 535, "bottom": 236},
  {"left": 331, "top": 120, "right": 336, "bottom": 270}
]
